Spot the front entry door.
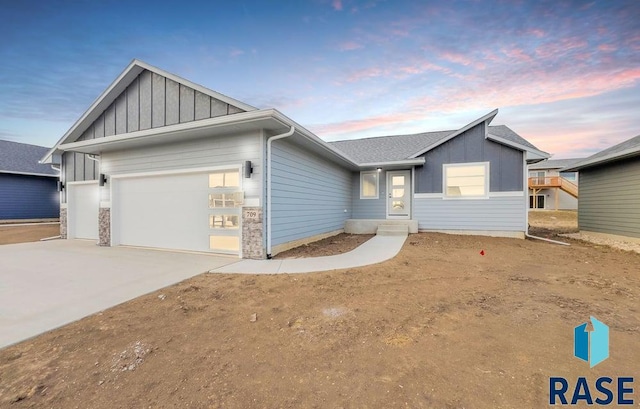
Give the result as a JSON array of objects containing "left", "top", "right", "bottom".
[{"left": 387, "top": 170, "right": 411, "bottom": 219}]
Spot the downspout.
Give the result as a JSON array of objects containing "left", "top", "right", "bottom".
[{"left": 266, "top": 126, "right": 296, "bottom": 258}]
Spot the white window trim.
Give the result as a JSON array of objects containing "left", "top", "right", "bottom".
[
  {"left": 442, "top": 162, "right": 490, "bottom": 200},
  {"left": 360, "top": 170, "right": 380, "bottom": 200}
]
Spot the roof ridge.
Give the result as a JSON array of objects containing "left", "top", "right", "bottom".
[{"left": 328, "top": 129, "right": 456, "bottom": 143}]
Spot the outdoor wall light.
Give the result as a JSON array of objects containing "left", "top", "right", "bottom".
[
  {"left": 99, "top": 173, "right": 108, "bottom": 186},
  {"left": 244, "top": 160, "right": 253, "bottom": 178},
  {"left": 57, "top": 181, "right": 65, "bottom": 192},
  {"left": 376, "top": 167, "right": 382, "bottom": 172}
]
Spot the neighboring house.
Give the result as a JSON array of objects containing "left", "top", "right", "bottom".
[
  {"left": 564, "top": 134, "right": 640, "bottom": 240},
  {"left": 41, "top": 59, "right": 549, "bottom": 259},
  {"left": 527, "top": 158, "right": 583, "bottom": 210},
  {"left": 0, "top": 140, "right": 60, "bottom": 220}
]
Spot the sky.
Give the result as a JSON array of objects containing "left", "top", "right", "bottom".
[{"left": 0, "top": 0, "right": 639, "bottom": 159}]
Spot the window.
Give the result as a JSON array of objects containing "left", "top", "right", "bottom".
[
  {"left": 444, "top": 163, "right": 489, "bottom": 198},
  {"left": 209, "top": 170, "right": 240, "bottom": 188},
  {"left": 360, "top": 170, "right": 379, "bottom": 199},
  {"left": 560, "top": 171, "right": 577, "bottom": 181}
]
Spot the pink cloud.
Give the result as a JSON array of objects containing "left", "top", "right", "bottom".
[
  {"left": 332, "top": 0, "right": 343, "bottom": 11},
  {"left": 338, "top": 41, "right": 363, "bottom": 51},
  {"left": 526, "top": 28, "right": 546, "bottom": 38},
  {"left": 501, "top": 47, "right": 532, "bottom": 62},
  {"left": 535, "top": 37, "right": 588, "bottom": 59}
]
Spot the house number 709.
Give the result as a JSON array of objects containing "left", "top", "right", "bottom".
[{"left": 246, "top": 211, "right": 259, "bottom": 219}]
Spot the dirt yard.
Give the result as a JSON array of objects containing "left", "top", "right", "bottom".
[
  {"left": 0, "top": 224, "right": 60, "bottom": 245},
  {"left": 275, "top": 233, "right": 374, "bottom": 259},
  {"left": 528, "top": 210, "right": 578, "bottom": 237},
  {"left": 1, "top": 230, "right": 639, "bottom": 408}
]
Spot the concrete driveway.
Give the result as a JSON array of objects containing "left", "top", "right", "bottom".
[{"left": 0, "top": 240, "right": 236, "bottom": 349}]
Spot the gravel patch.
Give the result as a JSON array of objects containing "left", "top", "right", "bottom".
[{"left": 560, "top": 232, "right": 640, "bottom": 254}]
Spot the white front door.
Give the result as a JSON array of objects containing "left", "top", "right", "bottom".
[
  {"left": 387, "top": 170, "right": 411, "bottom": 219},
  {"left": 67, "top": 182, "right": 99, "bottom": 240}
]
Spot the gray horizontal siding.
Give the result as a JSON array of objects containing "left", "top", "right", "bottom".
[
  {"left": 101, "top": 132, "right": 262, "bottom": 200},
  {"left": 415, "top": 122, "right": 523, "bottom": 193},
  {"left": 351, "top": 170, "right": 386, "bottom": 219},
  {"left": 578, "top": 159, "right": 640, "bottom": 238},
  {"left": 414, "top": 196, "right": 526, "bottom": 231},
  {"left": 271, "top": 139, "right": 352, "bottom": 247},
  {"left": 0, "top": 174, "right": 59, "bottom": 219}
]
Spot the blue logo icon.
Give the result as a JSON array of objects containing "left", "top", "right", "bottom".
[{"left": 574, "top": 316, "right": 609, "bottom": 368}]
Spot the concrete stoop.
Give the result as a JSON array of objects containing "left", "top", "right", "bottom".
[
  {"left": 345, "top": 219, "right": 418, "bottom": 234},
  {"left": 376, "top": 224, "right": 409, "bottom": 236}
]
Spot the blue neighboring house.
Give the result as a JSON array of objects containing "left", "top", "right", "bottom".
[{"left": 0, "top": 140, "right": 60, "bottom": 220}]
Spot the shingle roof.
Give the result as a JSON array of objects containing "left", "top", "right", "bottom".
[
  {"left": 528, "top": 158, "right": 586, "bottom": 170},
  {"left": 329, "top": 125, "right": 541, "bottom": 164},
  {"left": 0, "top": 140, "right": 59, "bottom": 176},
  {"left": 564, "top": 134, "right": 640, "bottom": 171}
]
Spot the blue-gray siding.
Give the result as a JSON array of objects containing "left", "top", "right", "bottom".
[
  {"left": 351, "top": 170, "right": 387, "bottom": 219},
  {"left": 101, "top": 132, "right": 263, "bottom": 200},
  {"left": 414, "top": 195, "right": 526, "bottom": 231},
  {"left": 415, "top": 123, "right": 523, "bottom": 193},
  {"left": 271, "top": 139, "right": 352, "bottom": 247},
  {"left": 0, "top": 174, "right": 59, "bottom": 219},
  {"left": 578, "top": 158, "right": 640, "bottom": 238}
]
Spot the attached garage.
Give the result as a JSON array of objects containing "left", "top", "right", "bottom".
[
  {"left": 67, "top": 182, "right": 99, "bottom": 240},
  {"left": 111, "top": 168, "right": 243, "bottom": 255}
]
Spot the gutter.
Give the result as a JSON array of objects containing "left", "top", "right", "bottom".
[{"left": 266, "top": 125, "right": 296, "bottom": 258}]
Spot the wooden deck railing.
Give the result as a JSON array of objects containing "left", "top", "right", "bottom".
[{"left": 528, "top": 177, "right": 578, "bottom": 198}]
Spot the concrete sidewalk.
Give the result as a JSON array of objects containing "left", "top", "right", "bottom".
[{"left": 213, "top": 234, "right": 408, "bottom": 274}]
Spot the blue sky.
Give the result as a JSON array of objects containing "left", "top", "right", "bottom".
[{"left": 1, "top": 0, "right": 639, "bottom": 158}]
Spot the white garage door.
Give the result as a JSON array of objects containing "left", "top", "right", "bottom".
[
  {"left": 112, "top": 169, "right": 242, "bottom": 255},
  {"left": 67, "top": 182, "right": 99, "bottom": 240}
]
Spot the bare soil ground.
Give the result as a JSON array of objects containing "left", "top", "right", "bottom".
[
  {"left": 0, "top": 224, "right": 60, "bottom": 245},
  {"left": 528, "top": 210, "right": 578, "bottom": 238},
  {"left": 275, "top": 233, "right": 374, "bottom": 259},
  {"left": 1, "top": 230, "right": 639, "bottom": 408}
]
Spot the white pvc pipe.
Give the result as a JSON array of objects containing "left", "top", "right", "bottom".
[
  {"left": 266, "top": 126, "right": 296, "bottom": 258},
  {"left": 525, "top": 232, "right": 571, "bottom": 246}
]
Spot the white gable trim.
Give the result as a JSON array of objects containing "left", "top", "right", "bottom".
[
  {"left": 41, "top": 59, "right": 257, "bottom": 164},
  {"left": 408, "top": 109, "right": 499, "bottom": 159},
  {"left": 486, "top": 133, "right": 550, "bottom": 162}
]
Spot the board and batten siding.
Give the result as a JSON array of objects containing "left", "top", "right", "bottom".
[
  {"left": 0, "top": 174, "right": 60, "bottom": 219},
  {"left": 101, "top": 131, "right": 263, "bottom": 201},
  {"left": 414, "top": 195, "right": 526, "bottom": 232},
  {"left": 270, "top": 139, "right": 352, "bottom": 247},
  {"left": 415, "top": 122, "right": 523, "bottom": 193},
  {"left": 351, "top": 170, "right": 387, "bottom": 219},
  {"left": 578, "top": 158, "right": 640, "bottom": 238}
]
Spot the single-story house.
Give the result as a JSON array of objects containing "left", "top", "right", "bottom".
[
  {"left": 0, "top": 140, "right": 60, "bottom": 220},
  {"left": 527, "top": 158, "right": 583, "bottom": 210},
  {"left": 564, "top": 134, "right": 640, "bottom": 240},
  {"left": 41, "top": 59, "right": 549, "bottom": 258}
]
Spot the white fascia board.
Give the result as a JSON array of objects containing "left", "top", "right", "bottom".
[
  {"left": 41, "top": 59, "right": 258, "bottom": 164},
  {"left": 59, "top": 109, "right": 280, "bottom": 151},
  {"left": 0, "top": 170, "right": 59, "bottom": 178},
  {"left": 563, "top": 148, "right": 640, "bottom": 171},
  {"left": 357, "top": 159, "right": 426, "bottom": 168},
  {"left": 486, "top": 133, "right": 550, "bottom": 161},
  {"left": 269, "top": 110, "right": 360, "bottom": 168},
  {"left": 408, "top": 109, "right": 499, "bottom": 158}
]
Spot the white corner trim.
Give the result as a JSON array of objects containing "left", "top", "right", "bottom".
[{"left": 99, "top": 201, "right": 112, "bottom": 208}]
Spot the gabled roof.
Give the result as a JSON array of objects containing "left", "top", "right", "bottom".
[
  {"left": 329, "top": 112, "right": 548, "bottom": 165},
  {"left": 0, "top": 140, "right": 59, "bottom": 177},
  {"left": 41, "top": 59, "right": 257, "bottom": 164},
  {"left": 528, "top": 158, "right": 586, "bottom": 170},
  {"left": 564, "top": 134, "right": 640, "bottom": 171}
]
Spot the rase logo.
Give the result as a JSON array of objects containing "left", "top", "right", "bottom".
[
  {"left": 574, "top": 316, "right": 609, "bottom": 368},
  {"left": 549, "top": 317, "right": 635, "bottom": 406}
]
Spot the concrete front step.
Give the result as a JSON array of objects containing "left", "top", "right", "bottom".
[{"left": 376, "top": 225, "right": 409, "bottom": 236}]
